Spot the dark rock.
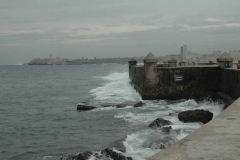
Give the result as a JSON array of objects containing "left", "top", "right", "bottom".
[
  {"left": 77, "top": 104, "right": 96, "bottom": 111},
  {"left": 61, "top": 148, "right": 132, "bottom": 160},
  {"left": 114, "top": 100, "right": 146, "bottom": 108},
  {"left": 100, "top": 103, "right": 118, "bottom": 107},
  {"left": 76, "top": 151, "right": 93, "bottom": 160},
  {"left": 148, "top": 118, "right": 172, "bottom": 128},
  {"left": 61, "top": 151, "right": 93, "bottom": 160},
  {"left": 178, "top": 109, "right": 213, "bottom": 124},
  {"left": 77, "top": 100, "right": 146, "bottom": 110},
  {"left": 116, "top": 104, "right": 127, "bottom": 108},
  {"left": 159, "top": 144, "right": 165, "bottom": 149},
  {"left": 108, "top": 139, "right": 126, "bottom": 152},
  {"left": 161, "top": 126, "right": 172, "bottom": 134},
  {"left": 101, "top": 148, "right": 132, "bottom": 160},
  {"left": 60, "top": 154, "right": 77, "bottom": 160},
  {"left": 133, "top": 101, "right": 146, "bottom": 107},
  {"left": 121, "top": 100, "right": 145, "bottom": 107},
  {"left": 216, "top": 92, "right": 234, "bottom": 109}
]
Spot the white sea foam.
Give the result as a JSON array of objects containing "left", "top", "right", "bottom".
[
  {"left": 116, "top": 99, "right": 224, "bottom": 159},
  {"left": 90, "top": 71, "right": 224, "bottom": 160},
  {"left": 122, "top": 129, "right": 178, "bottom": 160},
  {"left": 115, "top": 111, "right": 166, "bottom": 124},
  {"left": 90, "top": 72, "right": 141, "bottom": 103}
]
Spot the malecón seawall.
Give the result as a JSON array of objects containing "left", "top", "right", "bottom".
[
  {"left": 128, "top": 52, "right": 240, "bottom": 159},
  {"left": 129, "top": 52, "right": 240, "bottom": 100}
]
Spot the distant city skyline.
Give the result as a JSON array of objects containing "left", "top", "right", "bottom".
[
  {"left": 1, "top": 0, "right": 240, "bottom": 65},
  {"left": 25, "top": 48, "right": 240, "bottom": 65}
]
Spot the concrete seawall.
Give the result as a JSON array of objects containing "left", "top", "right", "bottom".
[
  {"left": 130, "top": 64, "right": 240, "bottom": 100},
  {"left": 148, "top": 98, "right": 240, "bottom": 160},
  {"left": 129, "top": 54, "right": 240, "bottom": 100},
  {"left": 221, "top": 68, "right": 240, "bottom": 100},
  {"left": 129, "top": 53, "right": 240, "bottom": 159}
]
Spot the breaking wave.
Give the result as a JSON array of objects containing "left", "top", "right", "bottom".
[
  {"left": 89, "top": 71, "right": 224, "bottom": 160},
  {"left": 90, "top": 72, "right": 141, "bottom": 103}
]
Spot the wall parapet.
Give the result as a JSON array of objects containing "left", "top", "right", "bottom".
[{"left": 129, "top": 53, "right": 240, "bottom": 100}]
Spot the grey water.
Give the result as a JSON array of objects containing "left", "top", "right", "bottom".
[{"left": 0, "top": 64, "right": 224, "bottom": 160}]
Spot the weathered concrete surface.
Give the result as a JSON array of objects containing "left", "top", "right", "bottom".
[
  {"left": 130, "top": 64, "right": 240, "bottom": 100},
  {"left": 144, "top": 52, "right": 159, "bottom": 96},
  {"left": 148, "top": 98, "right": 240, "bottom": 160},
  {"left": 142, "top": 66, "right": 221, "bottom": 100},
  {"left": 130, "top": 65, "right": 144, "bottom": 92},
  {"left": 221, "top": 68, "right": 240, "bottom": 100}
]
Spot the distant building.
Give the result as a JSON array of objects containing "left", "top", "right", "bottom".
[
  {"left": 229, "top": 50, "right": 240, "bottom": 62},
  {"left": 183, "top": 45, "right": 187, "bottom": 61},
  {"left": 212, "top": 50, "right": 222, "bottom": 55},
  {"left": 166, "top": 54, "right": 181, "bottom": 63},
  {"left": 180, "top": 45, "right": 187, "bottom": 62},
  {"left": 180, "top": 47, "right": 183, "bottom": 62},
  {"left": 229, "top": 50, "right": 240, "bottom": 55}
]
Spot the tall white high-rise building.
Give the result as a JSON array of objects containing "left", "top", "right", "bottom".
[
  {"left": 180, "top": 45, "right": 187, "bottom": 62},
  {"left": 180, "top": 46, "right": 183, "bottom": 62},
  {"left": 183, "top": 45, "right": 187, "bottom": 61}
]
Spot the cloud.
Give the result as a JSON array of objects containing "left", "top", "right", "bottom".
[
  {"left": 0, "top": 43, "right": 24, "bottom": 47},
  {"left": 72, "top": 28, "right": 90, "bottom": 32},
  {"left": 206, "top": 18, "right": 223, "bottom": 22},
  {"left": 0, "top": 29, "right": 46, "bottom": 36},
  {"left": 205, "top": 17, "right": 240, "bottom": 23},
  {"left": 1, "top": 0, "right": 240, "bottom": 64},
  {"left": 179, "top": 23, "right": 240, "bottom": 31}
]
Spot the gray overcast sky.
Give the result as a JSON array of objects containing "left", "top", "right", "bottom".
[{"left": 1, "top": 0, "right": 240, "bottom": 65}]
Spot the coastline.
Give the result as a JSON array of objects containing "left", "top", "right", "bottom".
[{"left": 148, "top": 98, "right": 240, "bottom": 160}]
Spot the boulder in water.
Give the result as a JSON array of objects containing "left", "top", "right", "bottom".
[
  {"left": 148, "top": 118, "right": 172, "bottom": 128},
  {"left": 76, "top": 100, "right": 146, "bottom": 110},
  {"left": 108, "top": 139, "right": 126, "bottom": 152},
  {"left": 161, "top": 126, "right": 172, "bottom": 134},
  {"left": 61, "top": 148, "right": 132, "bottom": 160},
  {"left": 77, "top": 104, "right": 96, "bottom": 111},
  {"left": 116, "top": 104, "right": 127, "bottom": 108},
  {"left": 77, "top": 151, "right": 93, "bottom": 160},
  {"left": 60, "top": 151, "right": 92, "bottom": 160},
  {"left": 100, "top": 103, "right": 118, "bottom": 107},
  {"left": 60, "top": 154, "right": 77, "bottom": 160},
  {"left": 118, "top": 100, "right": 146, "bottom": 108},
  {"left": 101, "top": 148, "right": 132, "bottom": 160},
  {"left": 133, "top": 101, "right": 146, "bottom": 107},
  {"left": 178, "top": 109, "right": 213, "bottom": 124}
]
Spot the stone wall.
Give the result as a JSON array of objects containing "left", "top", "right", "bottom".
[
  {"left": 129, "top": 61, "right": 240, "bottom": 100},
  {"left": 221, "top": 68, "right": 240, "bottom": 100},
  {"left": 142, "top": 66, "right": 221, "bottom": 100},
  {"left": 129, "top": 65, "right": 145, "bottom": 93}
]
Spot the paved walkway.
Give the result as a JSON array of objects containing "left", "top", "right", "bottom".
[{"left": 148, "top": 98, "right": 240, "bottom": 160}]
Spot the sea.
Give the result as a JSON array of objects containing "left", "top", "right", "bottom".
[{"left": 0, "top": 64, "right": 224, "bottom": 160}]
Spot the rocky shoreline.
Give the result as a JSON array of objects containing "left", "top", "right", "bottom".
[
  {"left": 62, "top": 93, "right": 230, "bottom": 160},
  {"left": 76, "top": 101, "right": 146, "bottom": 111}
]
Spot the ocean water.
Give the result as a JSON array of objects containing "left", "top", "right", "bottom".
[{"left": 0, "top": 64, "right": 224, "bottom": 160}]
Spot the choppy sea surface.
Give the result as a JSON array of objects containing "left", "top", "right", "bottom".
[{"left": 0, "top": 64, "right": 224, "bottom": 160}]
